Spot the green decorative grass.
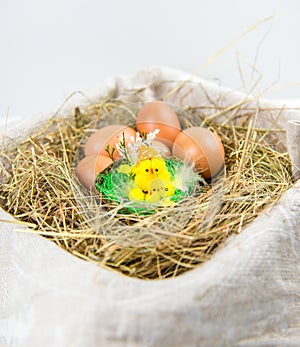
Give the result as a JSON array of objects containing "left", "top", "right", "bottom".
[{"left": 95, "top": 158, "right": 198, "bottom": 214}]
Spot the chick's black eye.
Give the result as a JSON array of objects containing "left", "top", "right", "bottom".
[
  {"left": 145, "top": 169, "right": 149, "bottom": 172},
  {"left": 155, "top": 168, "right": 158, "bottom": 172}
]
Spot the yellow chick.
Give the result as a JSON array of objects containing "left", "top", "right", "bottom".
[
  {"left": 132, "top": 157, "right": 171, "bottom": 192},
  {"left": 147, "top": 179, "right": 175, "bottom": 203},
  {"left": 151, "top": 157, "right": 171, "bottom": 181},
  {"left": 129, "top": 156, "right": 176, "bottom": 204},
  {"left": 146, "top": 178, "right": 165, "bottom": 203},
  {"left": 129, "top": 178, "right": 176, "bottom": 204},
  {"left": 131, "top": 159, "right": 156, "bottom": 192}
]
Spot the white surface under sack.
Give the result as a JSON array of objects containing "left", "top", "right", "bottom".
[{"left": 0, "top": 67, "right": 300, "bottom": 347}]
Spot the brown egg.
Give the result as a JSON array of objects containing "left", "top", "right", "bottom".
[
  {"left": 172, "top": 127, "right": 225, "bottom": 179},
  {"left": 152, "top": 140, "right": 171, "bottom": 157},
  {"left": 75, "top": 154, "right": 113, "bottom": 191},
  {"left": 136, "top": 101, "right": 181, "bottom": 148},
  {"left": 84, "top": 125, "right": 136, "bottom": 159}
]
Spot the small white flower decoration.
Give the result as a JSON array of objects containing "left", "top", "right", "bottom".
[{"left": 116, "top": 129, "right": 160, "bottom": 164}]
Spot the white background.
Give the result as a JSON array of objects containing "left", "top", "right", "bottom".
[{"left": 1, "top": 0, "right": 300, "bottom": 123}]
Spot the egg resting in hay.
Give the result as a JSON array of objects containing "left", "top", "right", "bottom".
[
  {"left": 172, "top": 127, "right": 225, "bottom": 179},
  {"left": 136, "top": 101, "right": 181, "bottom": 148},
  {"left": 75, "top": 154, "right": 113, "bottom": 191}
]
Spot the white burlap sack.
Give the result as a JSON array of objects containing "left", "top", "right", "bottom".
[{"left": 1, "top": 67, "right": 300, "bottom": 347}]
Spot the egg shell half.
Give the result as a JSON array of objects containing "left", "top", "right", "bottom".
[
  {"left": 136, "top": 101, "right": 181, "bottom": 148},
  {"left": 84, "top": 124, "right": 136, "bottom": 159},
  {"left": 75, "top": 154, "right": 113, "bottom": 191},
  {"left": 172, "top": 127, "right": 225, "bottom": 179}
]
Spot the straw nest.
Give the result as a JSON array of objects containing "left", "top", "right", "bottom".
[{"left": 0, "top": 98, "right": 293, "bottom": 279}]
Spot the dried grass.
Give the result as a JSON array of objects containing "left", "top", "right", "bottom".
[{"left": 0, "top": 98, "right": 293, "bottom": 279}]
